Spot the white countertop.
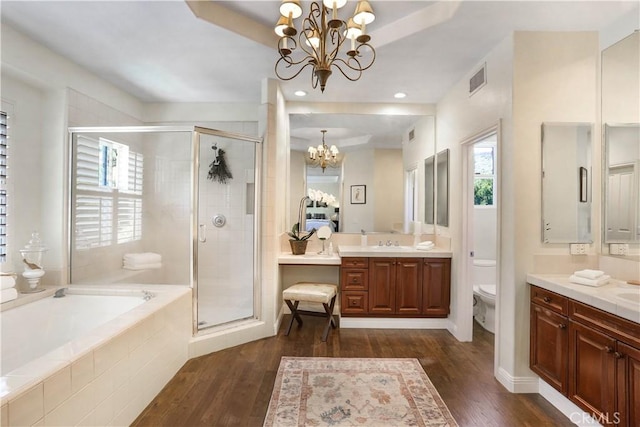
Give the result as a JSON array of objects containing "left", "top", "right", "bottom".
[
  {"left": 527, "top": 274, "right": 640, "bottom": 324},
  {"left": 338, "top": 245, "right": 453, "bottom": 258},
  {"left": 278, "top": 252, "right": 341, "bottom": 265}
]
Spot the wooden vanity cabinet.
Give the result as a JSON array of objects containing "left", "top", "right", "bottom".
[
  {"left": 530, "top": 285, "right": 640, "bottom": 426},
  {"left": 530, "top": 292, "right": 569, "bottom": 394},
  {"left": 341, "top": 256, "right": 450, "bottom": 317},
  {"left": 422, "top": 258, "right": 451, "bottom": 317}
]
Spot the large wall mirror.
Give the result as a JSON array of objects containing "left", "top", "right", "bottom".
[
  {"left": 289, "top": 113, "right": 426, "bottom": 233},
  {"left": 436, "top": 149, "right": 449, "bottom": 227},
  {"left": 541, "top": 122, "right": 593, "bottom": 243},
  {"left": 602, "top": 31, "right": 640, "bottom": 255},
  {"left": 424, "top": 155, "right": 435, "bottom": 225}
]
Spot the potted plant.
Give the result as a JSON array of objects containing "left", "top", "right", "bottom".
[{"left": 288, "top": 223, "right": 316, "bottom": 255}]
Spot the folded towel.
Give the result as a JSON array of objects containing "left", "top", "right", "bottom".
[
  {"left": 0, "top": 275, "right": 16, "bottom": 290},
  {"left": 416, "top": 241, "right": 434, "bottom": 247},
  {"left": 416, "top": 242, "right": 435, "bottom": 251},
  {"left": 123, "top": 262, "right": 162, "bottom": 271},
  {"left": 569, "top": 274, "right": 610, "bottom": 287},
  {"left": 1, "top": 287, "right": 18, "bottom": 303},
  {"left": 574, "top": 269, "right": 605, "bottom": 280},
  {"left": 123, "top": 252, "right": 162, "bottom": 265}
]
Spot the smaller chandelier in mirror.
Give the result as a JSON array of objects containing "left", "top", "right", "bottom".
[{"left": 308, "top": 130, "right": 339, "bottom": 173}]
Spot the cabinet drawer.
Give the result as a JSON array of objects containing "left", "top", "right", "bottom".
[
  {"left": 341, "top": 291, "right": 368, "bottom": 315},
  {"left": 341, "top": 269, "right": 368, "bottom": 291},
  {"left": 569, "top": 300, "right": 640, "bottom": 349},
  {"left": 530, "top": 286, "right": 568, "bottom": 315},
  {"left": 341, "top": 257, "right": 368, "bottom": 268}
]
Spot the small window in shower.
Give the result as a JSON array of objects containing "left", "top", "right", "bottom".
[{"left": 74, "top": 136, "right": 143, "bottom": 249}]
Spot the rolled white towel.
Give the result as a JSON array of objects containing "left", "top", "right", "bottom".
[
  {"left": 123, "top": 252, "right": 162, "bottom": 265},
  {"left": 573, "top": 269, "right": 605, "bottom": 280},
  {"left": 1, "top": 287, "right": 18, "bottom": 303},
  {"left": 0, "top": 275, "right": 16, "bottom": 290},
  {"left": 123, "top": 262, "right": 162, "bottom": 271},
  {"left": 569, "top": 274, "right": 610, "bottom": 287},
  {"left": 417, "top": 241, "right": 434, "bottom": 247}
]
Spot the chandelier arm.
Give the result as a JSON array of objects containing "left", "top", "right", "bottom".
[
  {"left": 331, "top": 59, "right": 364, "bottom": 82},
  {"left": 275, "top": 59, "right": 317, "bottom": 81}
]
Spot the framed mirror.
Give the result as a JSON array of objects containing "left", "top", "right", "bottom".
[
  {"left": 602, "top": 31, "right": 640, "bottom": 256},
  {"left": 603, "top": 124, "right": 640, "bottom": 243},
  {"left": 541, "top": 122, "right": 592, "bottom": 243},
  {"left": 436, "top": 149, "right": 449, "bottom": 227},
  {"left": 424, "top": 155, "right": 435, "bottom": 225}
]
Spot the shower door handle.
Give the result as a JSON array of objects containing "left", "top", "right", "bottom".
[{"left": 198, "top": 224, "right": 207, "bottom": 243}]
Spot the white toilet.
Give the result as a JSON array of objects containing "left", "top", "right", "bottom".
[{"left": 472, "top": 259, "right": 496, "bottom": 333}]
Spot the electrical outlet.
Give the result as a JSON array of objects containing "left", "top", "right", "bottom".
[
  {"left": 570, "top": 243, "right": 587, "bottom": 255},
  {"left": 610, "top": 243, "right": 629, "bottom": 255}
]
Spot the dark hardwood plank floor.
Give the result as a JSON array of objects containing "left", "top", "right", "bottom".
[{"left": 132, "top": 318, "right": 572, "bottom": 427}]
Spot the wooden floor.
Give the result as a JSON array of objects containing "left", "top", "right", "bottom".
[{"left": 132, "top": 318, "right": 573, "bottom": 427}]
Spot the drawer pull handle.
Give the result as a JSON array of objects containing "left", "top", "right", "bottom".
[
  {"left": 558, "top": 323, "right": 566, "bottom": 330},
  {"left": 614, "top": 352, "right": 624, "bottom": 359},
  {"left": 605, "top": 346, "right": 614, "bottom": 353},
  {"left": 543, "top": 296, "right": 551, "bottom": 303}
]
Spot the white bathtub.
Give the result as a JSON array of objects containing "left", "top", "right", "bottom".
[{"left": 0, "top": 284, "right": 192, "bottom": 427}]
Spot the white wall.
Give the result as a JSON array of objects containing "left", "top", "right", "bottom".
[
  {"left": 473, "top": 207, "right": 497, "bottom": 260},
  {"left": 402, "top": 116, "right": 436, "bottom": 232},
  {"left": 374, "top": 149, "right": 403, "bottom": 232},
  {"left": 342, "top": 148, "right": 375, "bottom": 232},
  {"left": 436, "top": 35, "right": 515, "bottom": 352}
]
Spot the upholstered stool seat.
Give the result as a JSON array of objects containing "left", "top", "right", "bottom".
[{"left": 283, "top": 283, "right": 338, "bottom": 342}]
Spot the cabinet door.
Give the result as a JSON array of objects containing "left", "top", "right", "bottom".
[
  {"left": 422, "top": 258, "right": 451, "bottom": 317},
  {"left": 530, "top": 303, "right": 568, "bottom": 394},
  {"left": 569, "top": 320, "right": 617, "bottom": 423},
  {"left": 617, "top": 342, "right": 640, "bottom": 427},
  {"left": 369, "top": 258, "right": 395, "bottom": 314},
  {"left": 395, "top": 258, "right": 422, "bottom": 315}
]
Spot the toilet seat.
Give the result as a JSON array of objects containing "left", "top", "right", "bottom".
[{"left": 478, "top": 284, "right": 496, "bottom": 298}]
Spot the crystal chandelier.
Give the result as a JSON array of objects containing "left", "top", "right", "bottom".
[
  {"left": 308, "top": 130, "right": 339, "bottom": 172},
  {"left": 274, "top": 0, "right": 376, "bottom": 92}
]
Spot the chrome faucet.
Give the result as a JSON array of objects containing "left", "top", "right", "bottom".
[
  {"left": 142, "top": 290, "right": 155, "bottom": 301},
  {"left": 386, "top": 240, "right": 392, "bottom": 246},
  {"left": 53, "top": 287, "right": 67, "bottom": 298}
]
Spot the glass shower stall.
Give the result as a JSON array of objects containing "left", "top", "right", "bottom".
[{"left": 68, "top": 126, "right": 261, "bottom": 332}]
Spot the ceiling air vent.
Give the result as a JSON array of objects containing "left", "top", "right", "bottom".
[
  {"left": 469, "top": 63, "right": 486, "bottom": 96},
  {"left": 409, "top": 128, "right": 415, "bottom": 141}
]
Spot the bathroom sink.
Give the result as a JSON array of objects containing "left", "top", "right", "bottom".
[
  {"left": 370, "top": 245, "right": 415, "bottom": 251},
  {"left": 615, "top": 291, "right": 640, "bottom": 304}
]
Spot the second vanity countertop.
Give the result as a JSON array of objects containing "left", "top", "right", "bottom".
[
  {"left": 527, "top": 274, "right": 640, "bottom": 324},
  {"left": 338, "top": 245, "right": 453, "bottom": 258},
  {"left": 278, "top": 245, "right": 453, "bottom": 265}
]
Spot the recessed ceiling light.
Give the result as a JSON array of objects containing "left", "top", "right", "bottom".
[
  {"left": 394, "top": 92, "right": 407, "bottom": 99},
  {"left": 294, "top": 90, "right": 307, "bottom": 97}
]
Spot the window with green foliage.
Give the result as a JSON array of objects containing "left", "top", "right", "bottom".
[{"left": 474, "top": 146, "right": 495, "bottom": 206}]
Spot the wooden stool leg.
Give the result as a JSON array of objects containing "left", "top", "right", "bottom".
[
  {"left": 284, "top": 300, "right": 302, "bottom": 335},
  {"left": 321, "top": 295, "right": 337, "bottom": 342}
]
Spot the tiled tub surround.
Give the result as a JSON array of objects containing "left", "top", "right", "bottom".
[
  {"left": 526, "top": 274, "right": 640, "bottom": 323},
  {"left": 0, "top": 284, "right": 191, "bottom": 426}
]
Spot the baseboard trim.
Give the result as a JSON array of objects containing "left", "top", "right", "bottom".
[
  {"left": 340, "top": 317, "right": 451, "bottom": 329},
  {"left": 538, "top": 380, "right": 605, "bottom": 426},
  {"left": 496, "top": 367, "right": 539, "bottom": 393}
]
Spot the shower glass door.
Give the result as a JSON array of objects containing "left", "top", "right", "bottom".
[{"left": 195, "top": 129, "right": 260, "bottom": 330}]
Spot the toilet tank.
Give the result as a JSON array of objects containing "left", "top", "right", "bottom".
[{"left": 473, "top": 259, "right": 496, "bottom": 286}]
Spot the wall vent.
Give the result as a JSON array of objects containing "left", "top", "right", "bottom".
[
  {"left": 469, "top": 63, "right": 487, "bottom": 96},
  {"left": 408, "top": 128, "right": 415, "bottom": 141}
]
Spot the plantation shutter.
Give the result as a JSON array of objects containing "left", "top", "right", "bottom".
[{"left": 0, "top": 111, "right": 8, "bottom": 262}]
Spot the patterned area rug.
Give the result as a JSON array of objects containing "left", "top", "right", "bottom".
[{"left": 263, "top": 357, "right": 458, "bottom": 427}]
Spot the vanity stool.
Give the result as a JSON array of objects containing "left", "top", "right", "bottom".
[{"left": 283, "top": 283, "right": 338, "bottom": 342}]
